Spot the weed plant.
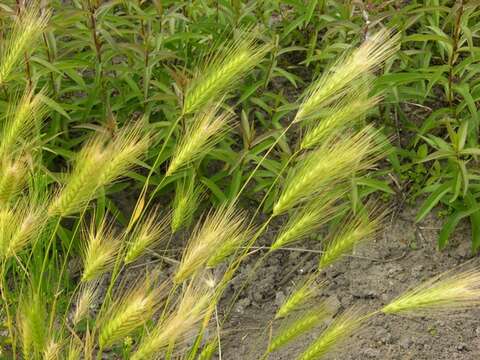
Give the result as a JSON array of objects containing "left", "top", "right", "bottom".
[{"left": 0, "top": 1, "right": 479, "bottom": 360}]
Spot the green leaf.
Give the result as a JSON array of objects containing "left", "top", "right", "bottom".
[
  {"left": 417, "top": 149, "right": 455, "bottom": 162},
  {"left": 356, "top": 178, "right": 395, "bottom": 194},
  {"left": 416, "top": 182, "right": 451, "bottom": 223},
  {"left": 37, "top": 94, "right": 71, "bottom": 120},
  {"left": 403, "top": 34, "right": 452, "bottom": 44},
  {"left": 227, "top": 168, "right": 242, "bottom": 201},
  {"left": 304, "top": 0, "right": 318, "bottom": 27},
  {"left": 438, "top": 208, "right": 467, "bottom": 249},
  {"left": 200, "top": 177, "right": 227, "bottom": 204}
]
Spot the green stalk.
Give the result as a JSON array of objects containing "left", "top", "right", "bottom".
[
  {"left": 0, "top": 261, "right": 16, "bottom": 359},
  {"left": 127, "top": 115, "right": 183, "bottom": 231},
  {"left": 48, "top": 208, "right": 88, "bottom": 333},
  {"left": 36, "top": 217, "right": 61, "bottom": 294}
]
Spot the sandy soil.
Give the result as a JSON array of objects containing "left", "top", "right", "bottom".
[{"left": 219, "top": 205, "right": 480, "bottom": 359}]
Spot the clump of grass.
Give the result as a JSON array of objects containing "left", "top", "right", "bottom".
[
  {"left": 167, "top": 105, "right": 231, "bottom": 176},
  {"left": 175, "top": 205, "right": 247, "bottom": 283},
  {"left": 124, "top": 209, "right": 169, "bottom": 264},
  {"left": 2, "top": 6, "right": 472, "bottom": 360},
  {"left": 382, "top": 266, "right": 480, "bottom": 315},
  {"left": 183, "top": 30, "right": 269, "bottom": 114}
]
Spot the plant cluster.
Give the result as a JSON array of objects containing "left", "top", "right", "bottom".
[{"left": 0, "top": 1, "right": 479, "bottom": 359}]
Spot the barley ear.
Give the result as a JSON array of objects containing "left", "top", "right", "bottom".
[
  {"left": 43, "top": 338, "right": 61, "bottom": 360},
  {"left": 207, "top": 223, "right": 255, "bottom": 268},
  {"left": 183, "top": 29, "right": 269, "bottom": 114},
  {"left": 48, "top": 122, "right": 149, "bottom": 217},
  {"left": 300, "top": 89, "right": 380, "bottom": 150},
  {"left": 294, "top": 29, "right": 399, "bottom": 123},
  {"left": 98, "top": 283, "right": 164, "bottom": 349},
  {"left": 0, "top": 199, "right": 47, "bottom": 260},
  {"left": 171, "top": 175, "right": 203, "bottom": 233},
  {"left": 81, "top": 219, "right": 120, "bottom": 282},
  {"left": 131, "top": 280, "right": 214, "bottom": 359},
  {"left": 198, "top": 339, "right": 218, "bottom": 360},
  {"left": 269, "top": 304, "right": 330, "bottom": 353},
  {"left": 271, "top": 192, "right": 344, "bottom": 251},
  {"left": 175, "top": 205, "right": 247, "bottom": 283},
  {"left": 276, "top": 277, "right": 323, "bottom": 319},
  {"left": 296, "top": 307, "right": 370, "bottom": 360},
  {"left": 124, "top": 209, "right": 169, "bottom": 264},
  {"left": 274, "top": 126, "right": 384, "bottom": 215},
  {"left": 319, "top": 209, "right": 381, "bottom": 269},
  {"left": 167, "top": 106, "right": 232, "bottom": 176},
  {"left": 0, "top": 89, "right": 48, "bottom": 159},
  {"left": 72, "top": 281, "right": 99, "bottom": 326},
  {"left": 18, "top": 290, "right": 47, "bottom": 358},
  {"left": 0, "top": 157, "right": 29, "bottom": 204},
  {"left": 0, "top": 4, "right": 50, "bottom": 85},
  {"left": 382, "top": 266, "right": 480, "bottom": 316}
]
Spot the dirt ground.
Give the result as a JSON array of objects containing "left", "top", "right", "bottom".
[{"left": 218, "top": 205, "right": 480, "bottom": 360}]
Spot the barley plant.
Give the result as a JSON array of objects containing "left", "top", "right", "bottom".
[{"left": 0, "top": 1, "right": 479, "bottom": 360}]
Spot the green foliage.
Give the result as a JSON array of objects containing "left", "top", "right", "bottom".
[{"left": 368, "top": 0, "right": 480, "bottom": 251}]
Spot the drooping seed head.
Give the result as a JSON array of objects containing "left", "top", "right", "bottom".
[
  {"left": 124, "top": 209, "right": 169, "bottom": 264},
  {"left": 271, "top": 192, "right": 345, "bottom": 251},
  {"left": 0, "top": 5, "right": 50, "bottom": 85},
  {"left": 294, "top": 29, "right": 398, "bottom": 123},
  {"left": 98, "top": 283, "right": 164, "bottom": 349},
  {"left": 382, "top": 266, "right": 480, "bottom": 316},
  {"left": 274, "top": 126, "right": 384, "bottom": 215},
  {"left": 167, "top": 105, "right": 232, "bottom": 176},
  {"left": 131, "top": 280, "right": 214, "bottom": 360},
  {"left": 269, "top": 303, "right": 331, "bottom": 353},
  {"left": 300, "top": 89, "right": 380, "bottom": 150},
  {"left": 48, "top": 122, "right": 150, "bottom": 217},
  {"left": 296, "top": 307, "right": 370, "bottom": 360},
  {"left": 81, "top": 219, "right": 120, "bottom": 282},
  {"left": 319, "top": 209, "right": 381, "bottom": 269},
  {"left": 183, "top": 29, "right": 269, "bottom": 114},
  {"left": 175, "top": 205, "right": 247, "bottom": 283},
  {"left": 171, "top": 176, "right": 203, "bottom": 233},
  {"left": 276, "top": 277, "right": 323, "bottom": 319}
]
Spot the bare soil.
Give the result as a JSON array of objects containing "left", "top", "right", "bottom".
[{"left": 219, "top": 205, "right": 480, "bottom": 359}]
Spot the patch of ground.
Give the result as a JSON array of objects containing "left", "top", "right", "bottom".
[{"left": 219, "top": 205, "right": 480, "bottom": 359}]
